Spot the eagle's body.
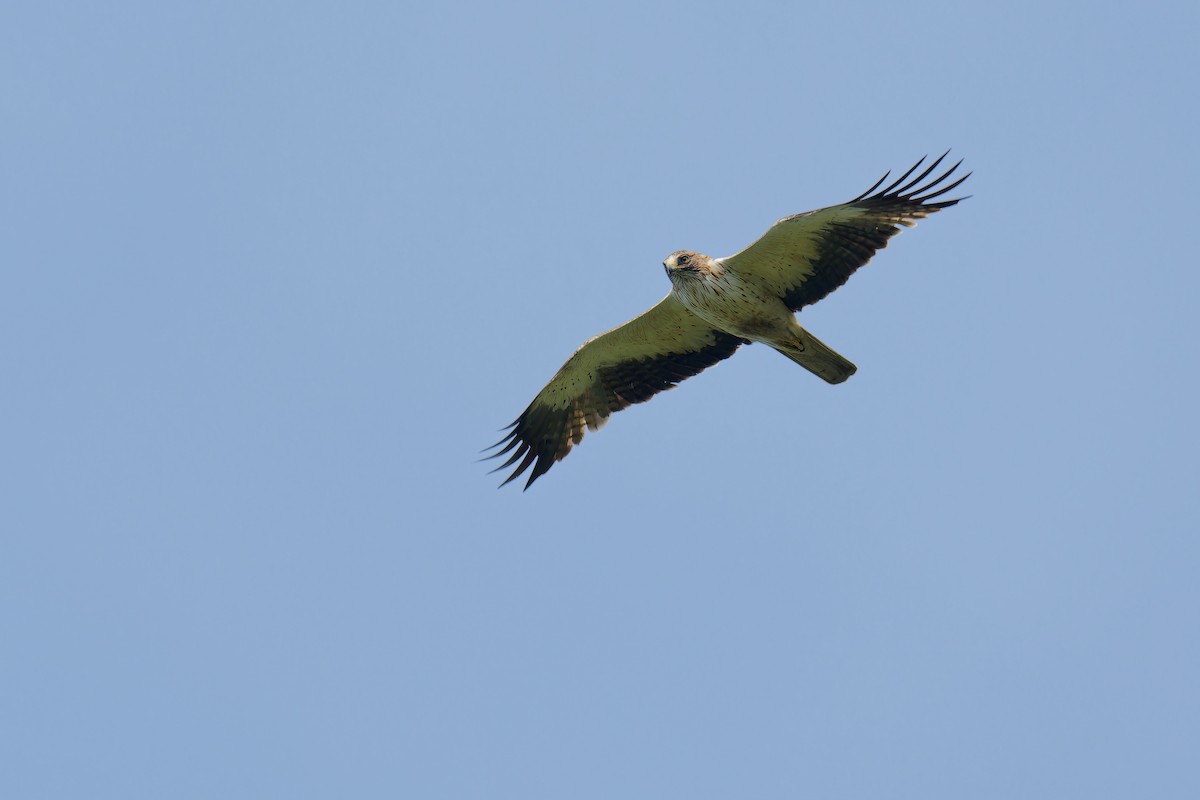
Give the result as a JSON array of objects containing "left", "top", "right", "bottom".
[
  {"left": 487, "top": 154, "right": 970, "bottom": 488},
  {"left": 665, "top": 251, "right": 857, "bottom": 384},
  {"left": 668, "top": 255, "right": 791, "bottom": 341}
]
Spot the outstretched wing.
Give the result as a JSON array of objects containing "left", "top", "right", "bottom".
[
  {"left": 718, "top": 152, "right": 970, "bottom": 311},
  {"left": 485, "top": 294, "right": 745, "bottom": 489}
]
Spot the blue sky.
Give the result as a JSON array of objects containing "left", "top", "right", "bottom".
[{"left": 3, "top": 1, "right": 1198, "bottom": 797}]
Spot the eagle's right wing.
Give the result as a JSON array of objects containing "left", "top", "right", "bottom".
[
  {"left": 486, "top": 294, "right": 745, "bottom": 489},
  {"left": 718, "top": 153, "right": 970, "bottom": 311}
]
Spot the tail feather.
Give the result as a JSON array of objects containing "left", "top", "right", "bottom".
[{"left": 771, "top": 328, "right": 857, "bottom": 384}]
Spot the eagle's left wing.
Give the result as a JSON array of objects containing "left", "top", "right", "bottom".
[
  {"left": 718, "top": 153, "right": 970, "bottom": 311},
  {"left": 486, "top": 294, "right": 745, "bottom": 489}
]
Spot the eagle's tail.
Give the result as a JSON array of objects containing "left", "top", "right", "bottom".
[{"left": 770, "top": 328, "right": 857, "bottom": 385}]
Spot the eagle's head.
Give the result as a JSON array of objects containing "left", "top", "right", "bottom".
[{"left": 663, "top": 250, "right": 710, "bottom": 279}]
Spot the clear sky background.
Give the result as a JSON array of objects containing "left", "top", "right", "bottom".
[{"left": 3, "top": 1, "right": 1198, "bottom": 798}]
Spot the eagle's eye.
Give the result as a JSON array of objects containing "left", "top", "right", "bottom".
[{"left": 677, "top": 254, "right": 690, "bottom": 266}]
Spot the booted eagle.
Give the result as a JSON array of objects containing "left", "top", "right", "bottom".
[{"left": 487, "top": 153, "right": 969, "bottom": 489}]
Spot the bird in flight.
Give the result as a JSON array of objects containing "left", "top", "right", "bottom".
[{"left": 486, "top": 153, "right": 970, "bottom": 489}]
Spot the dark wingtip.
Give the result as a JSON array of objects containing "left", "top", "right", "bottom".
[
  {"left": 849, "top": 169, "right": 891, "bottom": 203},
  {"left": 880, "top": 154, "right": 928, "bottom": 195},
  {"left": 853, "top": 151, "right": 971, "bottom": 208},
  {"left": 480, "top": 434, "right": 517, "bottom": 461},
  {"left": 912, "top": 169, "right": 972, "bottom": 203},
  {"left": 482, "top": 408, "right": 550, "bottom": 488}
]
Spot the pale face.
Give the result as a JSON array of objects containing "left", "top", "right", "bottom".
[{"left": 663, "top": 250, "right": 705, "bottom": 277}]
